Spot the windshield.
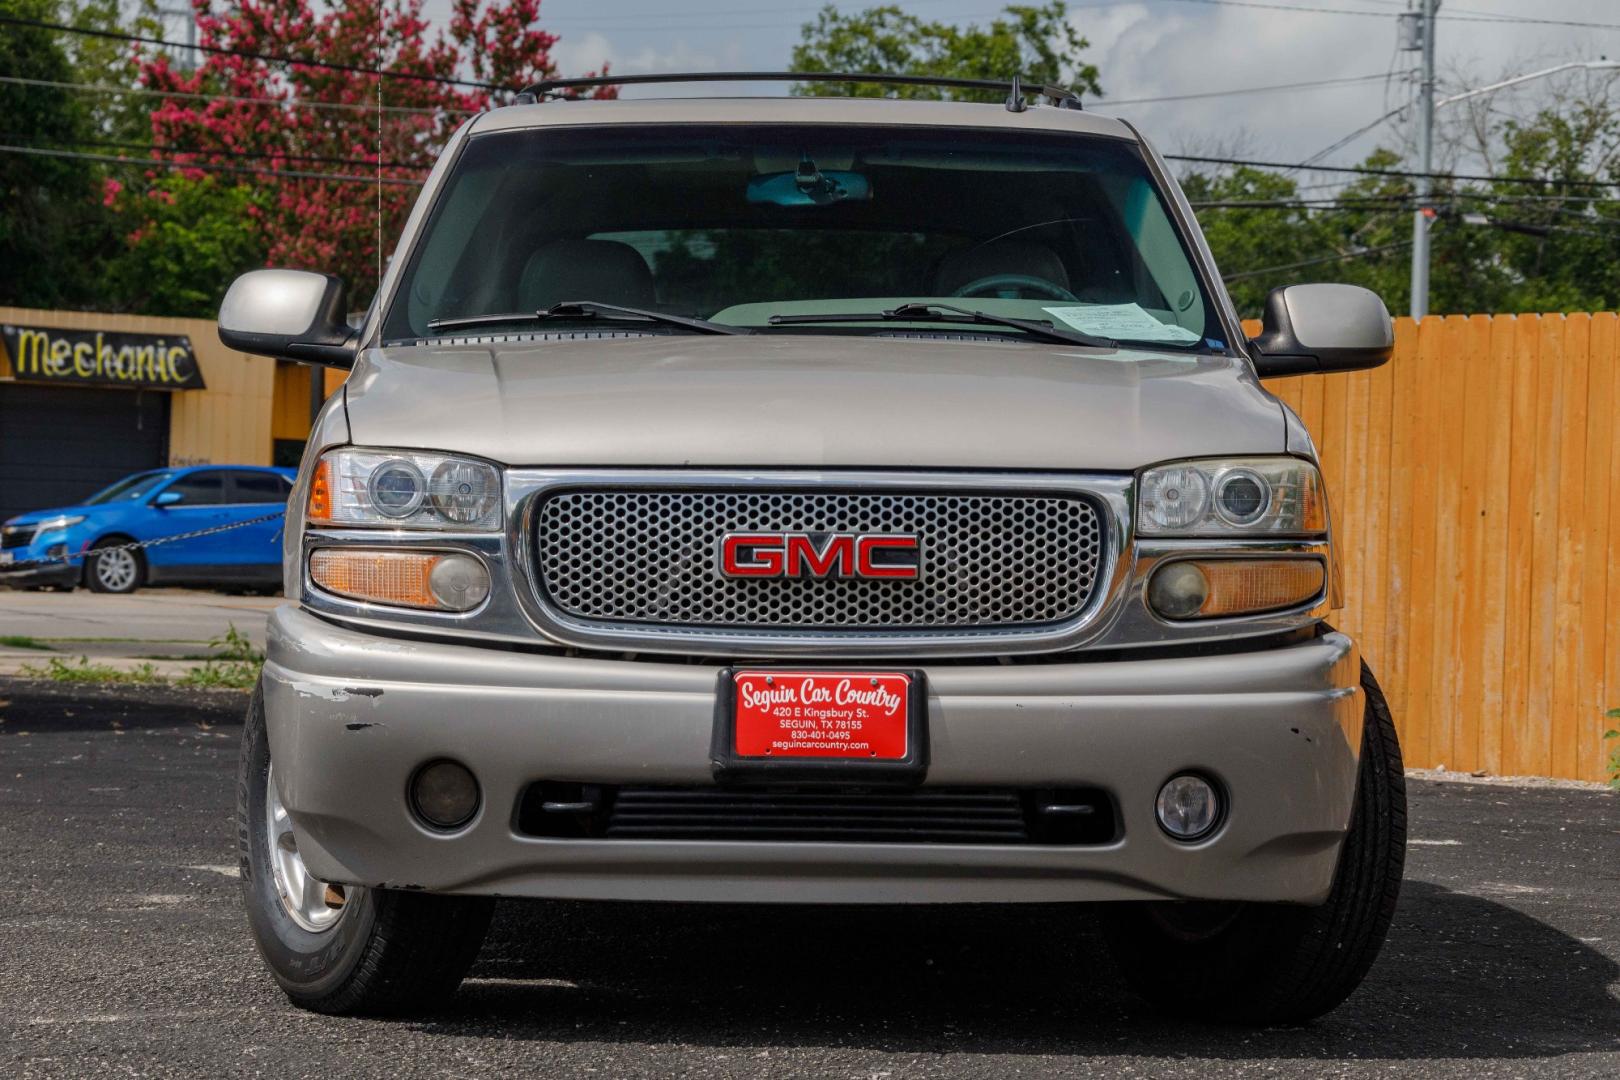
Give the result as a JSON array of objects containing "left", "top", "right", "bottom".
[
  {"left": 383, "top": 123, "right": 1222, "bottom": 350},
  {"left": 84, "top": 470, "right": 173, "bottom": 505}
]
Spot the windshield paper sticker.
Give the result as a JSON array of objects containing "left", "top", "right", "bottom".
[{"left": 1042, "top": 304, "right": 1203, "bottom": 345}]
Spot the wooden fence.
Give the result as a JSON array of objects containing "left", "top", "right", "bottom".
[{"left": 1262, "top": 313, "right": 1620, "bottom": 784}]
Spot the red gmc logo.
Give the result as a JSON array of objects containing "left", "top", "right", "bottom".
[{"left": 719, "top": 533, "right": 921, "bottom": 580}]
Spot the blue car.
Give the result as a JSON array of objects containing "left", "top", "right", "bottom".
[{"left": 0, "top": 465, "right": 296, "bottom": 594}]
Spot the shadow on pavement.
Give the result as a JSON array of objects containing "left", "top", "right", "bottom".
[
  {"left": 428, "top": 880, "right": 1620, "bottom": 1060},
  {"left": 0, "top": 677, "right": 247, "bottom": 732}
]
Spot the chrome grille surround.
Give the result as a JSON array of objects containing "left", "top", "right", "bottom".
[
  {"left": 537, "top": 490, "right": 1102, "bottom": 629},
  {"left": 508, "top": 470, "right": 1134, "bottom": 657}
]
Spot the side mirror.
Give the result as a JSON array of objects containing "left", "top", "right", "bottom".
[
  {"left": 153, "top": 491, "right": 183, "bottom": 507},
  {"left": 218, "top": 269, "right": 358, "bottom": 368},
  {"left": 1248, "top": 283, "right": 1394, "bottom": 378}
]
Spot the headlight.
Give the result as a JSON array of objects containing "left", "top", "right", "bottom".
[
  {"left": 34, "top": 515, "right": 86, "bottom": 532},
  {"left": 307, "top": 449, "right": 501, "bottom": 530},
  {"left": 1138, "top": 457, "right": 1325, "bottom": 537}
]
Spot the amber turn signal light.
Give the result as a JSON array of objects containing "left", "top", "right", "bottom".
[
  {"left": 1148, "top": 559, "right": 1325, "bottom": 620},
  {"left": 309, "top": 549, "right": 490, "bottom": 611},
  {"left": 306, "top": 458, "right": 333, "bottom": 524}
]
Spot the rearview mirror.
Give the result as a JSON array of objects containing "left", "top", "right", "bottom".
[
  {"left": 747, "top": 168, "right": 871, "bottom": 207},
  {"left": 218, "top": 269, "right": 358, "bottom": 368},
  {"left": 153, "top": 491, "right": 183, "bottom": 507},
  {"left": 1248, "top": 283, "right": 1394, "bottom": 378}
]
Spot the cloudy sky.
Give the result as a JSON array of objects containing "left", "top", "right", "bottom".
[{"left": 420, "top": 0, "right": 1620, "bottom": 168}]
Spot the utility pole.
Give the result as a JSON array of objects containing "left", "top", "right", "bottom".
[
  {"left": 1403, "top": 0, "right": 1439, "bottom": 320},
  {"left": 157, "top": 6, "right": 197, "bottom": 71}
]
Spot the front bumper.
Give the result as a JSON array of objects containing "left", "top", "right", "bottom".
[
  {"left": 263, "top": 604, "right": 1364, "bottom": 905},
  {"left": 0, "top": 556, "right": 78, "bottom": 588}
]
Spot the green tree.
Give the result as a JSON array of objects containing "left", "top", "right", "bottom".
[
  {"left": 790, "top": 3, "right": 1101, "bottom": 102},
  {"left": 104, "top": 174, "right": 269, "bottom": 317},
  {"left": 1471, "top": 99, "right": 1620, "bottom": 313},
  {"left": 1181, "top": 165, "right": 1337, "bottom": 317},
  {"left": 0, "top": 0, "right": 119, "bottom": 309}
]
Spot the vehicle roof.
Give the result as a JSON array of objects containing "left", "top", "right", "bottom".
[
  {"left": 469, "top": 96, "right": 1138, "bottom": 142},
  {"left": 163, "top": 464, "right": 296, "bottom": 476}
]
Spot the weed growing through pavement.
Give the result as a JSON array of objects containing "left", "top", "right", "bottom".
[
  {"left": 0, "top": 635, "right": 53, "bottom": 651},
  {"left": 1604, "top": 712, "right": 1619, "bottom": 792},
  {"left": 21, "top": 656, "right": 165, "bottom": 684},
  {"left": 176, "top": 625, "right": 264, "bottom": 690},
  {"left": 18, "top": 624, "right": 263, "bottom": 690}
]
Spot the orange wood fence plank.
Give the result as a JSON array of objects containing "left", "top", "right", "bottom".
[
  {"left": 1578, "top": 313, "right": 1616, "bottom": 782},
  {"left": 1550, "top": 315, "right": 1591, "bottom": 780},
  {"left": 1448, "top": 315, "right": 1494, "bottom": 772},
  {"left": 1524, "top": 315, "right": 1566, "bottom": 777},
  {"left": 1476, "top": 315, "right": 1518, "bottom": 773}
]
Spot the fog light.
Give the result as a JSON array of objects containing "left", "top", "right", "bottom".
[
  {"left": 1156, "top": 774, "right": 1222, "bottom": 841},
  {"left": 410, "top": 760, "right": 480, "bottom": 830},
  {"left": 428, "top": 552, "right": 491, "bottom": 610},
  {"left": 1148, "top": 561, "right": 1209, "bottom": 619}
]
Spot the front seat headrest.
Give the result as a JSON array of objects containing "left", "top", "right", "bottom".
[{"left": 518, "top": 238, "right": 656, "bottom": 310}]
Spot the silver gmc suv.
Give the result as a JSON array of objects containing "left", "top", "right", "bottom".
[{"left": 218, "top": 74, "right": 1404, "bottom": 1023}]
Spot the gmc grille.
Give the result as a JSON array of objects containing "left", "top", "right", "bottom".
[{"left": 532, "top": 488, "right": 1105, "bottom": 631}]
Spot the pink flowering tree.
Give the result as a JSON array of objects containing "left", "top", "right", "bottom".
[{"left": 122, "top": 0, "right": 610, "bottom": 308}]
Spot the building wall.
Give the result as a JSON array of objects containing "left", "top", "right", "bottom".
[{"left": 0, "top": 306, "right": 277, "bottom": 466}]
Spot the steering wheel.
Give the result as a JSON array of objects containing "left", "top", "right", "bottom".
[{"left": 951, "top": 274, "right": 1078, "bottom": 302}]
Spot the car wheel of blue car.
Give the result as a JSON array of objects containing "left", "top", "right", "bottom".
[{"left": 87, "top": 539, "right": 144, "bottom": 594}]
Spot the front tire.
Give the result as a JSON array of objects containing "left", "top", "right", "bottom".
[
  {"left": 85, "top": 539, "right": 144, "bottom": 594},
  {"left": 1105, "top": 660, "right": 1406, "bottom": 1024},
  {"left": 238, "top": 681, "right": 493, "bottom": 1015}
]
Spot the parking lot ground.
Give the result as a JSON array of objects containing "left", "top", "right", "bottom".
[
  {"left": 0, "top": 677, "right": 1616, "bottom": 1079},
  {"left": 0, "top": 590, "right": 279, "bottom": 673}
]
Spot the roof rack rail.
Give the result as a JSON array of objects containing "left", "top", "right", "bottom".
[{"left": 513, "top": 71, "right": 1082, "bottom": 112}]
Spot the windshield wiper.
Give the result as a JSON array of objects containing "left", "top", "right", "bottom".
[
  {"left": 427, "top": 300, "right": 745, "bottom": 336},
  {"left": 765, "top": 302, "right": 1117, "bottom": 349}
]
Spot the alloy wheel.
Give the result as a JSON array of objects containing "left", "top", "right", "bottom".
[{"left": 265, "top": 764, "right": 347, "bottom": 932}]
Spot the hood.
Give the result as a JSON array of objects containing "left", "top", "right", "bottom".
[
  {"left": 342, "top": 334, "right": 1285, "bottom": 471},
  {"left": 5, "top": 504, "right": 101, "bottom": 528}
]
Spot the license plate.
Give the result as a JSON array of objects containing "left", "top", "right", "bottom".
[
  {"left": 712, "top": 668, "right": 927, "bottom": 782},
  {"left": 0, "top": 551, "right": 12, "bottom": 565}
]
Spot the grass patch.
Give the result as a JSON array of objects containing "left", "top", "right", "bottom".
[
  {"left": 175, "top": 625, "right": 264, "bottom": 691},
  {"left": 18, "top": 624, "right": 264, "bottom": 690},
  {"left": 0, "top": 635, "right": 53, "bottom": 651},
  {"left": 20, "top": 656, "right": 165, "bottom": 684}
]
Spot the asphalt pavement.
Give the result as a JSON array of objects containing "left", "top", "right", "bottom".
[{"left": 1, "top": 677, "right": 1616, "bottom": 1079}]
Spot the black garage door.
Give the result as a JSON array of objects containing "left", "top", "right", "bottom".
[{"left": 0, "top": 384, "right": 170, "bottom": 524}]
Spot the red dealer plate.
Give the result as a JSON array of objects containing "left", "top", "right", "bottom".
[{"left": 731, "top": 670, "right": 912, "bottom": 759}]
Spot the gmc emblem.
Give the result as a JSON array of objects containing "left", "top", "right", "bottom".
[{"left": 718, "top": 532, "right": 921, "bottom": 580}]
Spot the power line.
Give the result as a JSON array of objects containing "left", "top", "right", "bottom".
[
  {"left": 1222, "top": 240, "right": 1414, "bottom": 282},
  {"left": 0, "top": 14, "right": 498, "bottom": 91},
  {"left": 0, "top": 74, "right": 470, "bottom": 116},
  {"left": 1151, "top": 0, "right": 1620, "bottom": 28},
  {"left": 0, "top": 143, "right": 423, "bottom": 186},
  {"left": 1193, "top": 191, "right": 1620, "bottom": 209},
  {"left": 1153, "top": 0, "right": 1392, "bottom": 17},
  {"left": 1167, "top": 153, "right": 1620, "bottom": 189},
  {"left": 1439, "top": 11, "right": 1620, "bottom": 30},
  {"left": 8, "top": 132, "right": 431, "bottom": 172},
  {"left": 1103, "top": 71, "right": 1392, "bottom": 106}
]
